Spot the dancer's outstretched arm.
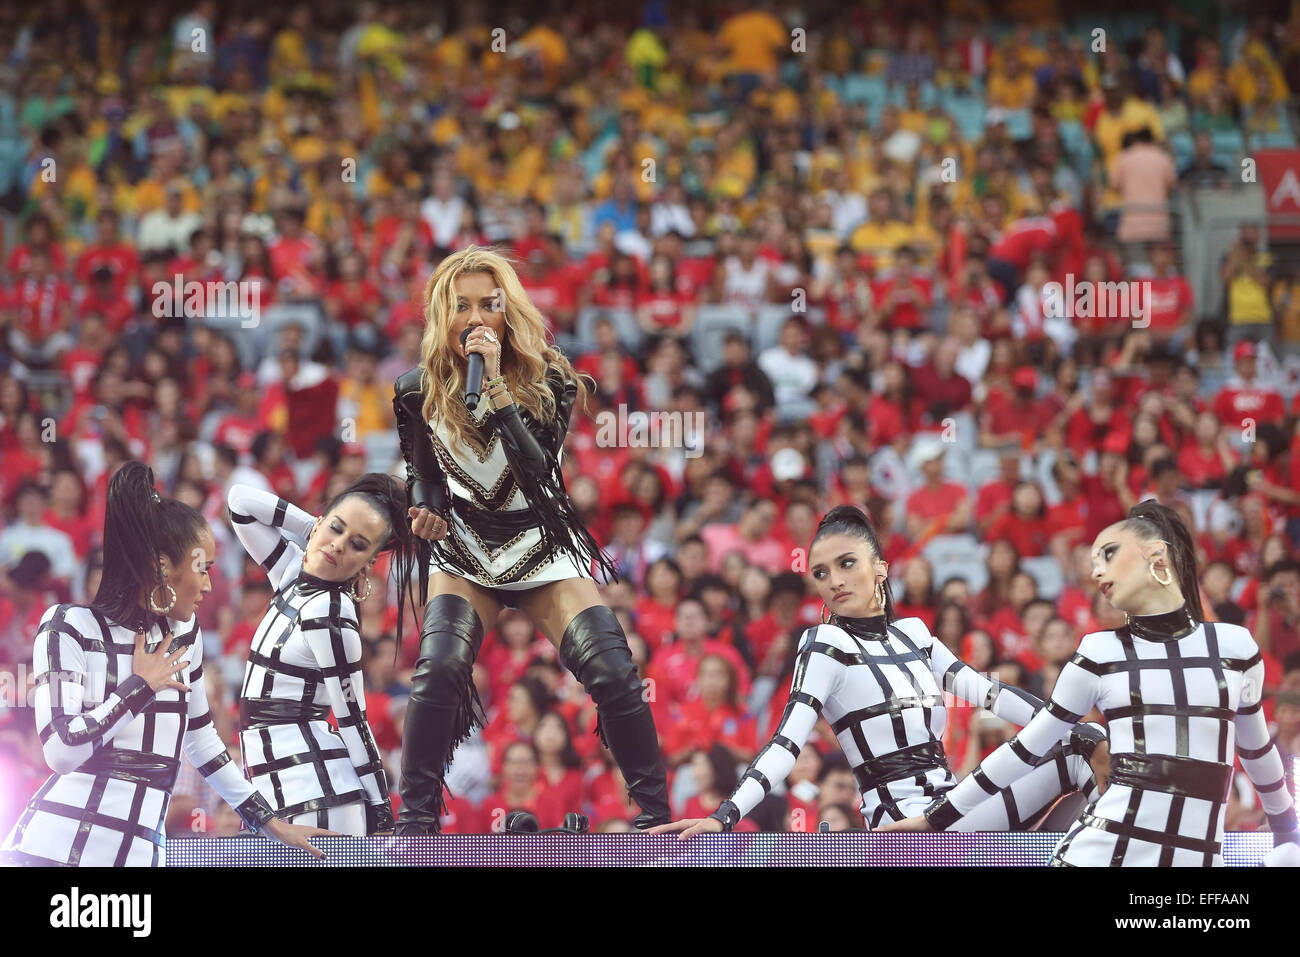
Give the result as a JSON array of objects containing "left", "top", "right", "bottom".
[
  {"left": 651, "top": 624, "right": 846, "bottom": 837},
  {"left": 227, "top": 484, "right": 318, "bottom": 590}
]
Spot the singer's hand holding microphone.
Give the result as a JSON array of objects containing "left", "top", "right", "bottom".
[
  {"left": 408, "top": 323, "right": 504, "bottom": 543},
  {"left": 460, "top": 323, "right": 502, "bottom": 410}
]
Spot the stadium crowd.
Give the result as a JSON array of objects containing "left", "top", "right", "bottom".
[{"left": 1, "top": 0, "right": 1300, "bottom": 837}]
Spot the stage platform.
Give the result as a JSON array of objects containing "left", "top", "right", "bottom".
[{"left": 163, "top": 832, "right": 1277, "bottom": 867}]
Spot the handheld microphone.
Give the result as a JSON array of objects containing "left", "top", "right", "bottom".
[{"left": 461, "top": 327, "right": 484, "bottom": 410}]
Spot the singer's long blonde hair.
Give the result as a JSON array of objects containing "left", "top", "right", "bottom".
[{"left": 418, "top": 245, "right": 590, "bottom": 454}]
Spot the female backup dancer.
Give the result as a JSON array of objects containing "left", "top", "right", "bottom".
[
  {"left": 392, "top": 245, "right": 670, "bottom": 832},
  {"left": 889, "top": 501, "right": 1300, "bottom": 867},
  {"left": 1, "top": 461, "right": 330, "bottom": 865},
  {"left": 229, "top": 474, "right": 418, "bottom": 836},
  {"left": 651, "top": 506, "right": 1106, "bottom": 838}
]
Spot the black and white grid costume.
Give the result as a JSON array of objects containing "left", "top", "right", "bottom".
[
  {"left": 393, "top": 365, "right": 618, "bottom": 604},
  {"left": 229, "top": 484, "right": 393, "bottom": 836},
  {"left": 1, "top": 603, "right": 275, "bottom": 866},
  {"left": 711, "top": 614, "right": 1100, "bottom": 831},
  {"left": 925, "top": 606, "right": 1300, "bottom": 865}
]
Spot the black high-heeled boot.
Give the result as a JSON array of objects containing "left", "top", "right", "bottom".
[
  {"left": 395, "top": 594, "right": 486, "bottom": 835},
  {"left": 559, "top": 605, "right": 671, "bottom": 829}
]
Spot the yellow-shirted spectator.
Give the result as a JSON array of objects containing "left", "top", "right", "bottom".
[
  {"left": 849, "top": 189, "right": 916, "bottom": 268},
  {"left": 163, "top": 83, "right": 215, "bottom": 119},
  {"left": 365, "top": 164, "right": 422, "bottom": 201},
  {"left": 988, "top": 25, "right": 1049, "bottom": 73},
  {"left": 270, "top": 9, "right": 313, "bottom": 83},
  {"left": 209, "top": 89, "right": 252, "bottom": 121},
  {"left": 517, "top": 24, "right": 568, "bottom": 90},
  {"left": 626, "top": 27, "right": 669, "bottom": 87},
  {"left": 987, "top": 50, "right": 1037, "bottom": 109},
  {"left": 432, "top": 33, "right": 469, "bottom": 73},
  {"left": 430, "top": 111, "right": 462, "bottom": 147},
  {"left": 504, "top": 145, "right": 546, "bottom": 203},
  {"left": 1092, "top": 81, "right": 1164, "bottom": 165},
  {"left": 1187, "top": 39, "right": 1226, "bottom": 104},
  {"left": 337, "top": 378, "right": 392, "bottom": 438},
  {"left": 135, "top": 174, "right": 201, "bottom": 215},
  {"left": 355, "top": 14, "right": 407, "bottom": 79},
  {"left": 1228, "top": 46, "right": 1289, "bottom": 107},
  {"left": 717, "top": 8, "right": 788, "bottom": 76},
  {"left": 715, "top": 136, "right": 757, "bottom": 198}
]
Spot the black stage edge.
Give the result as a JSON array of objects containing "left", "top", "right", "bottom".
[{"left": 0, "top": 835, "right": 1290, "bottom": 942}]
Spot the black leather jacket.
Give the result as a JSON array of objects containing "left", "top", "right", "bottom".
[{"left": 391, "top": 365, "right": 616, "bottom": 590}]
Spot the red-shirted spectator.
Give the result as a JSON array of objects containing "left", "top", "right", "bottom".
[
  {"left": 479, "top": 740, "right": 569, "bottom": 831},
  {"left": 6, "top": 213, "right": 66, "bottom": 277},
  {"left": 672, "top": 744, "right": 758, "bottom": 831},
  {"left": 649, "top": 598, "right": 751, "bottom": 711},
  {"left": 872, "top": 246, "right": 933, "bottom": 331},
  {"left": 1178, "top": 410, "right": 1238, "bottom": 489},
  {"left": 483, "top": 675, "right": 550, "bottom": 776},
  {"left": 984, "top": 482, "right": 1051, "bottom": 558},
  {"left": 634, "top": 558, "right": 683, "bottom": 653},
  {"left": 1142, "top": 242, "right": 1195, "bottom": 339},
  {"left": 662, "top": 654, "right": 757, "bottom": 764},
  {"left": 325, "top": 251, "right": 384, "bottom": 328},
  {"left": 1213, "top": 341, "right": 1286, "bottom": 430},
  {"left": 212, "top": 374, "right": 266, "bottom": 458},
  {"left": 905, "top": 442, "right": 971, "bottom": 539},
  {"left": 75, "top": 211, "right": 140, "bottom": 295},
  {"left": 480, "top": 610, "right": 553, "bottom": 707},
  {"left": 533, "top": 712, "right": 587, "bottom": 816},
  {"left": 975, "top": 446, "right": 1024, "bottom": 534},
  {"left": 268, "top": 208, "right": 324, "bottom": 295},
  {"left": 981, "top": 367, "right": 1057, "bottom": 449}
]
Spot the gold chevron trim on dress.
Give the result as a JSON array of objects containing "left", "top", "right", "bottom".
[
  {"left": 438, "top": 517, "right": 554, "bottom": 585},
  {"left": 432, "top": 436, "right": 520, "bottom": 508}
]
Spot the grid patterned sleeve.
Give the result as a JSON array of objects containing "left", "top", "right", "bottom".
[
  {"left": 179, "top": 623, "right": 276, "bottom": 832},
  {"left": 33, "top": 605, "right": 156, "bottom": 774},
  {"left": 1234, "top": 649, "right": 1299, "bottom": 840},
  {"left": 300, "top": 590, "right": 393, "bottom": 830},
  {"left": 710, "top": 625, "right": 845, "bottom": 830},
  {"left": 925, "top": 640, "right": 1102, "bottom": 830},
  {"left": 924, "top": 629, "right": 1044, "bottom": 726},
  {"left": 227, "top": 484, "right": 318, "bottom": 591}
]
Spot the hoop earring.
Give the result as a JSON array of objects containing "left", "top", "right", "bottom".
[
  {"left": 1149, "top": 562, "right": 1173, "bottom": 587},
  {"left": 350, "top": 575, "right": 374, "bottom": 603},
  {"left": 876, "top": 580, "right": 888, "bottom": 610},
  {"left": 148, "top": 584, "right": 177, "bottom": 615},
  {"left": 819, "top": 602, "right": 831, "bottom": 624}
]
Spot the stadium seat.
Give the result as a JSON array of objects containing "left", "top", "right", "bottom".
[
  {"left": 1020, "top": 556, "right": 1066, "bottom": 600},
  {"left": 1002, "top": 109, "right": 1032, "bottom": 141},
  {"left": 922, "top": 534, "right": 989, "bottom": 594},
  {"left": 363, "top": 431, "right": 400, "bottom": 473},
  {"left": 753, "top": 304, "right": 796, "bottom": 354},
  {"left": 842, "top": 74, "right": 887, "bottom": 107},
  {"left": 945, "top": 96, "right": 986, "bottom": 140},
  {"left": 1210, "top": 129, "right": 1244, "bottom": 168},
  {"left": 1169, "top": 131, "right": 1195, "bottom": 169},
  {"left": 967, "top": 449, "right": 1003, "bottom": 488},
  {"left": 574, "top": 305, "right": 642, "bottom": 355},
  {"left": 690, "top": 305, "right": 752, "bottom": 374}
]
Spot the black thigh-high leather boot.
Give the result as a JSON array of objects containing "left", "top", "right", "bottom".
[
  {"left": 559, "top": 605, "right": 671, "bottom": 829},
  {"left": 395, "top": 593, "right": 486, "bottom": 835}
]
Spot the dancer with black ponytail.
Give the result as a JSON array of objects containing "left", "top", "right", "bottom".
[
  {"left": 890, "top": 500, "right": 1300, "bottom": 867},
  {"left": 1, "top": 461, "right": 330, "bottom": 866},
  {"left": 652, "top": 505, "right": 1107, "bottom": 837},
  {"left": 230, "top": 474, "right": 419, "bottom": 836},
  {"left": 392, "top": 245, "right": 669, "bottom": 832}
]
